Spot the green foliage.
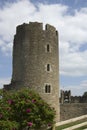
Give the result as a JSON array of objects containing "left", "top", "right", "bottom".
[
  {"left": 0, "top": 89, "right": 3, "bottom": 99},
  {"left": 0, "top": 120, "right": 19, "bottom": 130},
  {"left": 0, "top": 88, "right": 55, "bottom": 130},
  {"left": 83, "top": 92, "right": 87, "bottom": 97}
]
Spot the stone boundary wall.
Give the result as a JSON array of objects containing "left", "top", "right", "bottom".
[{"left": 60, "top": 103, "right": 87, "bottom": 121}]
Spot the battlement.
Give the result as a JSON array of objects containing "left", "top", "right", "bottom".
[
  {"left": 45, "top": 24, "right": 56, "bottom": 32},
  {"left": 16, "top": 22, "right": 57, "bottom": 34},
  {"left": 16, "top": 22, "right": 43, "bottom": 33},
  {"left": 29, "top": 22, "right": 43, "bottom": 30}
]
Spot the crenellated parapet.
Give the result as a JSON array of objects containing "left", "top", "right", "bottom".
[{"left": 16, "top": 22, "right": 57, "bottom": 36}]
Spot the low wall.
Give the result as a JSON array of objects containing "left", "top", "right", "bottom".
[{"left": 60, "top": 103, "right": 87, "bottom": 121}]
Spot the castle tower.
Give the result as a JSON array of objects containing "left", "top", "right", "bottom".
[{"left": 4, "top": 22, "right": 60, "bottom": 121}]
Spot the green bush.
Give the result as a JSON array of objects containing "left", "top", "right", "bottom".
[
  {"left": 0, "top": 120, "right": 19, "bottom": 130},
  {"left": 0, "top": 88, "right": 55, "bottom": 130}
]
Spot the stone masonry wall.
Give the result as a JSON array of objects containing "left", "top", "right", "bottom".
[{"left": 60, "top": 103, "right": 87, "bottom": 121}]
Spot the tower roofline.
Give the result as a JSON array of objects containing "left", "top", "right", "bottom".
[{"left": 16, "top": 22, "right": 57, "bottom": 34}]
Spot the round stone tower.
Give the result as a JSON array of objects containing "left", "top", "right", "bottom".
[{"left": 4, "top": 22, "right": 60, "bottom": 121}]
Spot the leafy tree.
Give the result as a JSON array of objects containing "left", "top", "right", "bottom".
[
  {"left": 0, "top": 88, "right": 55, "bottom": 130},
  {"left": 83, "top": 92, "right": 87, "bottom": 97}
]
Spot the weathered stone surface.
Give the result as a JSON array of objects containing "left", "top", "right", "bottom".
[
  {"left": 60, "top": 103, "right": 87, "bottom": 121},
  {"left": 4, "top": 22, "right": 60, "bottom": 122}
]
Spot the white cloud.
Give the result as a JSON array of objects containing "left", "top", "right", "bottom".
[
  {"left": 60, "top": 11, "right": 87, "bottom": 44},
  {"left": 60, "top": 50, "right": 87, "bottom": 76},
  {"left": 0, "top": 0, "right": 36, "bottom": 54},
  {"left": 0, "top": 78, "right": 10, "bottom": 89},
  {"left": 0, "top": 0, "right": 87, "bottom": 76},
  {"left": 61, "top": 79, "right": 87, "bottom": 96}
]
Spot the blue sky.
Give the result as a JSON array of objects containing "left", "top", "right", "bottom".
[{"left": 0, "top": 0, "right": 87, "bottom": 96}]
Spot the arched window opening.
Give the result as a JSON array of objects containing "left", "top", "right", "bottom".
[{"left": 45, "top": 84, "right": 51, "bottom": 93}]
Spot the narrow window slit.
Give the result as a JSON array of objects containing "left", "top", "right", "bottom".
[
  {"left": 47, "top": 64, "right": 50, "bottom": 71},
  {"left": 47, "top": 44, "right": 50, "bottom": 52}
]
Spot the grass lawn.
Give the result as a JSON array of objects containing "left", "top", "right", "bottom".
[
  {"left": 56, "top": 118, "right": 87, "bottom": 130},
  {"left": 74, "top": 125, "right": 87, "bottom": 130}
]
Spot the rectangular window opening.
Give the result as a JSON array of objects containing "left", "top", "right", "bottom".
[
  {"left": 45, "top": 84, "right": 51, "bottom": 93},
  {"left": 47, "top": 44, "right": 50, "bottom": 52},
  {"left": 47, "top": 64, "right": 50, "bottom": 71}
]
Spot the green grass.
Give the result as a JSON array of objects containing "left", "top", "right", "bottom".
[
  {"left": 74, "top": 125, "right": 87, "bottom": 130},
  {"left": 56, "top": 118, "right": 87, "bottom": 130}
]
